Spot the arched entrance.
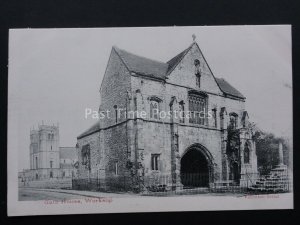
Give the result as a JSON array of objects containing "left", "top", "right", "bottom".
[{"left": 180, "top": 144, "right": 213, "bottom": 187}]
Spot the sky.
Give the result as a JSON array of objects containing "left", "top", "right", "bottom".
[{"left": 8, "top": 26, "right": 292, "bottom": 171}]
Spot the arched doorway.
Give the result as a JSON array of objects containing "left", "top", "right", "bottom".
[{"left": 180, "top": 145, "right": 213, "bottom": 187}]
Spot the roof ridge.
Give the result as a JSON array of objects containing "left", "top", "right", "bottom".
[
  {"left": 166, "top": 43, "right": 195, "bottom": 74},
  {"left": 113, "top": 46, "right": 167, "bottom": 65}
]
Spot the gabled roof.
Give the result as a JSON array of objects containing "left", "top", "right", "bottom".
[
  {"left": 110, "top": 44, "right": 245, "bottom": 99},
  {"left": 167, "top": 44, "right": 193, "bottom": 74},
  {"left": 59, "top": 147, "right": 78, "bottom": 159},
  {"left": 215, "top": 78, "right": 245, "bottom": 99},
  {"left": 113, "top": 46, "right": 168, "bottom": 80},
  {"left": 77, "top": 122, "right": 100, "bottom": 139}
]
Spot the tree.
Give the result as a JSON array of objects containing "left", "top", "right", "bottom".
[{"left": 253, "top": 129, "right": 290, "bottom": 175}]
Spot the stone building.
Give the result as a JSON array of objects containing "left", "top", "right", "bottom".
[
  {"left": 77, "top": 40, "right": 257, "bottom": 190},
  {"left": 20, "top": 124, "right": 78, "bottom": 180}
]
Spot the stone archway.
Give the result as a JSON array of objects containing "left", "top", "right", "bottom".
[{"left": 180, "top": 144, "right": 214, "bottom": 187}]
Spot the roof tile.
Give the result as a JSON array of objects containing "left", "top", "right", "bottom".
[{"left": 215, "top": 78, "right": 245, "bottom": 99}]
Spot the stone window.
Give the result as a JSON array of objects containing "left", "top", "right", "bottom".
[
  {"left": 212, "top": 108, "right": 217, "bottom": 128},
  {"left": 188, "top": 91, "right": 207, "bottom": 125},
  {"left": 50, "top": 171, "right": 53, "bottom": 178},
  {"left": 194, "top": 59, "right": 201, "bottom": 88},
  {"left": 114, "top": 105, "right": 118, "bottom": 123},
  {"left": 244, "top": 142, "right": 250, "bottom": 164},
  {"left": 114, "top": 162, "right": 119, "bottom": 175},
  {"left": 50, "top": 160, "right": 53, "bottom": 168},
  {"left": 149, "top": 96, "right": 162, "bottom": 120},
  {"left": 81, "top": 144, "right": 91, "bottom": 170},
  {"left": 48, "top": 133, "right": 54, "bottom": 140},
  {"left": 179, "top": 101, "right": 185, "bottom": 123},
  {"left": 151, "top": 154, "right": 160, "bottom": 171}
]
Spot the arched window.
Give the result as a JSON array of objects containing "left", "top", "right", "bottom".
[
  {"left": 244, "top": 142, "right": 250, "bottom": 164},
  {"left": 179, "top": 101, "right": 185, "bottom": 123},
  {"left": 149, "top": 96, "right": 162, "bottom": 120},
  {"left": 150, "top": 101, "right": 158, "bottom": 119}
]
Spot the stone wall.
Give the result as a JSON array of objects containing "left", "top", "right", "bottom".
[
  {"left": 77, "top": 131, "right": 101, "bottom": 178},
  {"left": 99, "top": 48, "right": 131, "bottom": 128}
]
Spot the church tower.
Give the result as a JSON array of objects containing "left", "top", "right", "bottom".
[{"left": 30, "top": 124, "right": 60, "bottom": 178}]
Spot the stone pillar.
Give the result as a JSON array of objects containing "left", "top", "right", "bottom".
[
  {"left": 279, "top": 142, "right": 284, "bottom": 165},
  {"left": 220, "top": 107, "right": 229, "bottom": 182},
  {"left": 169, "top": 96, "right": 181, "bottom": 189}
]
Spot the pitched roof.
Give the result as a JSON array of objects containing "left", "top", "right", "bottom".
[
  {"left": 113, "top": 46, "right": 168, "bottom": 80},
  {"left": 167, "top": 44, "right": 193, "bottom": 74},
  {"left": 77, "top": 122, "right": 100, "bottom": 139},
  {"left": 215, "top": 78, "right": 245, "bottom": 99},
  {"left": 59, "top": 147, "right": 78, "bottom": 159},
  {"left": 112, "top": 45, "right": 245, "bottom": 99}
]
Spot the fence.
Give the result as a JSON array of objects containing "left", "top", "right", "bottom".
[
  {"left": 72, "top": 171, "right": 292, "bottom": 195},
  {"left": 19, "top": 178, "right": 72, "bottom": 189},
  {"left": 72, "top": 176, "right": 134, "bottom": 193}
]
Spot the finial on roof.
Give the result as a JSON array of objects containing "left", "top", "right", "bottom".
[{"left": 192, "top": 34, "right": 196, "bottom": 42}]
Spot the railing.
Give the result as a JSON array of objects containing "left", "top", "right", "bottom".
[{"left": 71, "top": 171, "right": 292, "bottom": 195}]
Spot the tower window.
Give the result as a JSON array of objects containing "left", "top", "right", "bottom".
[{"left": 50, "top": 160, "right": 53, "bottom": 168}]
